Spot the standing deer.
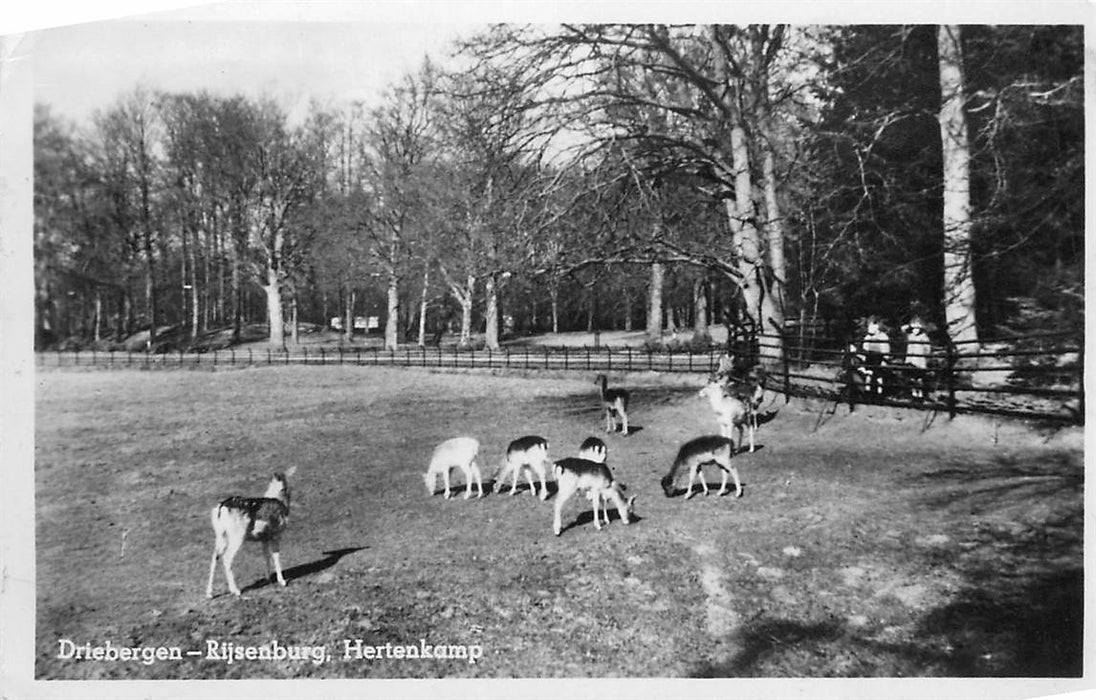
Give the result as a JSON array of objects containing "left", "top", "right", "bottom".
[
  {"left": 595, "top": 374, "right": 630, "bottom": 435},
  {"left": 207, "top": 467, "right": 296, "bottom": 598}
]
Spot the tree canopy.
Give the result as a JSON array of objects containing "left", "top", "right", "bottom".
[{"left": 33, "top": 24, "right": 1083, "bottom": 352}]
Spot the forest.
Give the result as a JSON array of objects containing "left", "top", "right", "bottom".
[{"left": 33, "top": 24, "right": 1083, "bottom": 354}]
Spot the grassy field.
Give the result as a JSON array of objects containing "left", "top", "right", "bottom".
[{"left": 33, "top": 365, "right": 1083, "bottom": 683}]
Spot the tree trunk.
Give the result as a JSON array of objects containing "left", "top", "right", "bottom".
[
  {"left": 231, "top": 242, "right": 243, "bottom": 344},
  {"left": 709, "top": 25, "right": 766, "bottom": 342},
  {"left": 455, "top": 275, "right": 475, "bottom": 347},
  {"left": 290, "top": 296, "right": 299, "bottom": 345},
  {"left": 646, "top": 260, "right": 664, "bottom": 341},
  {"left": 484, "top": 274, "right": 500, "bottom": 350},
  {"left": 143, "top": 233, "right": 156, "bottom": 350},
  {"left": 549, "top": 279, "right": 560, "bottom": 334},
  {"left": 760, "top": 148, "right": 786, "bottom": 344},
  {"left": 692, "top": 277, "right": 710, "bottom": 343},
  {"left": 937, "top": 24, "right": 979, "bottom": 347},
  {"left": 417, "top": 267, "right": 429, "bottom": 347},
  {"left": 384, "top": 274, "right": 399, "bottom": 350},
  {"left": 343, "top": 285, "right": 354, "bottom": 344},
  {"left": 188, "top": 227, "right": 200, "bottom": 338},
  {"left": 93, "top": 290, "right": 102, "bottom": 342},
  {"left": 263, "top": 266, "right": 285, "bottom": 349}
]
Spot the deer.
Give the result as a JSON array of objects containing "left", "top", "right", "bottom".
[
  {"left": 577, "top": 436, "right": 608, "bottom": 463},
  {"left": 206, "top": 466, "right": 296, "bottom": 598},
  {"left": 552, "top": 457, "right": 636, "bottom": 536},
  {"left": 493, "top": 435, "right": 551, "bottom": 500},
  {"left": 423, "top": 437, "right": 484, "bottom": 499},
  {"left": 698, "top": 377, "right": 759, "bottom": 454},
  {"left": 595, "top": 374, "right": 630, "bottom": 435},
  {"left": 660, "top": 436, "right": 742, "bottom": 500}
]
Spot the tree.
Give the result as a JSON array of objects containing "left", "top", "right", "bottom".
[
  {"left": 364, "top": 68, "right": 436, "bottom": 350},
  {"left": 470, "top": 24, "right": 814, "bottom": 353},
  {"left": 96, "top": 88, "right": 164, "bottom": 348},
  {"left": 937, "top": 25, "right": 978, "bottom": 347}
]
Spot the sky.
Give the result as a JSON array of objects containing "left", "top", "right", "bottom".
[
  {"left": 12, "top": 0, "right": 1090, "bottom": 127},
  {"left": 23, "top": 3, "right": 485, "bottom": 125}
]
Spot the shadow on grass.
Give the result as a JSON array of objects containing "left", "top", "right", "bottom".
[
  {"left": 689, "top": 455, "right": 1082, "bottom": 678},
  {"left": 661, "top": 482, "right": 747, "bottom": 499},
  {"left": 556, "top": 508, "right": 644, "bottom": 536},
  {"left": 244, "top": 547, "right": 367, "bottom": 592},
  {"left": 694, "top": 563, "right": 1082, "bottom": 678}
]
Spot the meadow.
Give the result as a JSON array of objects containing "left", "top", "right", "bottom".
[{"left": 33, "top": 365, "right": 1083, "bottom": 681}]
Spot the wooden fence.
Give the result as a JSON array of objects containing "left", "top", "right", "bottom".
[{"left": 37, "top": 330, "right": 1083, "bottom": 424}]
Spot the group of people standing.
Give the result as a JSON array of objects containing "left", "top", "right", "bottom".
[{"left": 850, "top": 315, "right": 933, "bottom": 400}]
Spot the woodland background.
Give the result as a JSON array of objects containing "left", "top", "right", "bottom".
[{"left": 33, "top": 24, "right": 1083, "bottom": 355}]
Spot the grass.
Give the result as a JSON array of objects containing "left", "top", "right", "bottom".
[{"left": 33, "top": 365, "right": 1083, "bottom": 682}]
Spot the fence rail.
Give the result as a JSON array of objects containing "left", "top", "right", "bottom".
[{"left": 37, "top": 333, "right": 1083, "bottom": 425}]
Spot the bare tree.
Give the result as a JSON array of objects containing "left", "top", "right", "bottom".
[
  {"left": 937, "top": 25, "right": 978, "bottom": 347},
  {"left": 363, "top": 67, "right": 436, "bottom": 350}
]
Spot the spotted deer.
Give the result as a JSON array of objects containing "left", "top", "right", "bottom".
[
  {"left": 206, "top": 467, "right": 296, "bottom": 598},
  {"left": 660, "top": 436, "right": 742, "bottom": 499},
  {"left": 552, "top": 457, "right": 636, "bottom": 536}
]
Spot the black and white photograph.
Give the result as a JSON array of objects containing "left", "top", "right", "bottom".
[{"left": 1, "top": 1, "right": 1089, "bottom": 698}]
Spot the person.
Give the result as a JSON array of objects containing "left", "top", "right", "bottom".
[
  {"left": 860, "top": 317, "right": 890, "bottom": 396},
  {"left": 902, "top": 317, "right": 931, "bottom": 399}
]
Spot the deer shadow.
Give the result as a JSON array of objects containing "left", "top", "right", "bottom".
[
  {"left": 733, "top": 444, "right": 765, "bottom": 457},
  {"left": 557, "top": 507, "right": 644, "bottom": 536},
  {"left": 662, "top": 483, "right": 746, "bottom": 499},
  {"left": 243, "top": 546, "right": 367, "bottom": 592},
  {"left": 490, "top": 480, "right": 556, "bottom": 498}
]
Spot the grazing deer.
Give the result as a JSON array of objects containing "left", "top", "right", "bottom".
[
  {"left": 424, "top": 437, "right": 484, "bottom": 499},
  {"left": 206, "top": 467, "right": 296, "bottom": 598},
  {"left": 595, "top": 374, "right": 630, "bottom": 435},
  {"left": 493, "top": 435, "right": 551, "bottom": 500},
  {"left": 578, "top": 436, "right": 608, "bottom": 463},
  {"left": 577, "top": 436, "right": 614, "bottom": 514},
  {"left": 660, "top": 436, "right": 742, "bottom": 499},
  {"left": 552, "top": 457, "right": 636, "bottom": 536},
  {"left": 698, "top": 378, "right": 758, "bottom": 453}
]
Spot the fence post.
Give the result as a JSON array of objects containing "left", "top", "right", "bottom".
[
  {"left": 564, "top": 346, "right": 569, "bottom": 370},
  {"left": 525, "top": 346, "right": 529, "bottom": 370},
  {"left": 628, "top": 347, "right": 633, "bottom": 373},
  {"left": 586, "top": 346, "right": 590, "bottom": 371}
]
